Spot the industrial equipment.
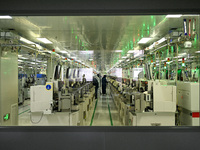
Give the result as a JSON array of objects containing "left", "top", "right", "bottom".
[{"left": 177, "top": 82, "right": 199, "bottom": 126}]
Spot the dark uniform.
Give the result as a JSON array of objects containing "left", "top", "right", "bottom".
[
  {"left": 93, "top": 75, "right": 99, "bottom": 99},
  {"left": 102, "top": 75, "right": 107, "bottom": 94}
]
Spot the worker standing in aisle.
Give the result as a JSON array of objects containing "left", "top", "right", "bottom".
[
  {"left": 93, "top": 74, "right": 100, "bottom": 99},
  {"left": 82, "top": 74, "right": 86, "bottom": 85},
  {"left": 102, "top": 75, "right": 108, "bottom": 95}
]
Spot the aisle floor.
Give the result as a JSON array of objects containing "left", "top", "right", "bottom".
[{"left": 92, "top": 87, "right": 122, "bottom": 126}]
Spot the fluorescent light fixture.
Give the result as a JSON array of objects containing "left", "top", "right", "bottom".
[
  {"left": 119, "top": 60, "right": 123, "bottom": 62},
  {"left": 174, "top": 56, "right": 182, "bottom": 58},
  {"left": 36, "top": 44, "right": 42, "bottom": 49},
  {"left": 166, "top": 14, "right": 182, "bottom": 18},
  {"left": 60, "top": 50, "right": 68, "bottom": 54},
  {"left": 37, "top": 38, "right": 52, "bottom": 44},
  {"left": 147, "top": 43, "right": 155, "bottom": 50},
  {"left": 71, "top": 57, "right": 76, "bottom": 59},
  {"left": 80, "top": 51, "right": 93, "bottom": 54},
  {"left": 20, "top": 37, "right": 35, "bottom": 44},
  {"left": 89, "top": 59, "right": 93, "bottom": 61},
  {"left": 18, "top": 56, "right": 28, "bottom": 60},
  {"left": 183, "top": 14, "right": 199, "bottom": 16},
  {"left": 156, "top": 37, "right": 167, "bottom": 45},
  {"left": 195, "top": 51, "right": 200, "bottom": 53},
  {"left": 0, "top": 16, "right": 12, "bottom": 19},
  {"left": 122, "top": 56, "right": 127, "bottom": 59},
  {"left": 134, "top": 50, "right": 144, "bottom": 58},
  {"left": 138, "top": 38, "right": 152, "bottom": 44},
  {"left": 18, "top": 60, "right": 23, "bottom": 62},
  {"left": 115, "top": 50, "right": 122, "bottom": 52},
  {"left": 46, "top": 51, "right": 52, "bottom": 53},
  {"left": 126, "top": 59, "right": 130, "bottom": 62},
  {"left": 127, "top": 50, "right": 135, "bottom": 53},
  {"left": 20, "top": 37, "right": 42, "bottom": 49},
  {"left": 178, "top": 53, "right": 187, "bottom": 56}
]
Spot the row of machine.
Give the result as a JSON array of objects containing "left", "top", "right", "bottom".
[
  {"left": 30, "top": 63, "right": 96, "bottom": 126},
  {"left": 18, "top": 73, "right": 46, "bottom": 104},
  {"left": 109, "top": 77, "right": 199, "bottom": 126}
]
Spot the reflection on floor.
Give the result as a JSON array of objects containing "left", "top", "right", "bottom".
[
  {"left": 18, "top": 100, "right": 31, "bottom": 126},
  {"left": 92, "top": 87, "right": 122, "bottom": 126},
  {"left": 18, "top": 87, "right": 122, "bottom": 126}
]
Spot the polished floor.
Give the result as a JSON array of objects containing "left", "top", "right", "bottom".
[
  {"left": 18, "top": 86, "right": 122, "bottom": 126},
  {"left": 92, "top": 87, "right": 122, "bottom": 126}
]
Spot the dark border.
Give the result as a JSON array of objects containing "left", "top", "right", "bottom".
[
  {"left": 0, "top": 126, "right": 200, "bottom": 132},
  {"left": 0, "top": 0, "right": 200, "bottom": 149}
]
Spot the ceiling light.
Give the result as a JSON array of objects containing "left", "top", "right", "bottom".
[
  {"left": 156, "top": 37, "right": 167, "bottom": 45},
  {"left": 60, "top": 50, "right": 68, "bottom": 54},
  {"left": 183, "top": 14, "right": 199, "bottom": 16},
  {"left": 134, "top": 50, "right": 144, "bottom": 58},
  {"left": 195, "top": 51, "right": 200, "bottom": 53},
  {"left": 18, "top": 56, "right": 28, "bottom": 60},
  {"left": 89, "top": 59, "right": 93, "bottom": 61},
  {"left": 146, "top": 43, "right": 155, "bottom": 50},
  {"left": 127, "top": 50, "right": 135, "bottom": 53},
  {"left": 138, "top": 38, "right": 152, "bottom": 44},
  {"left": 18, "top": 60, "right": 23, "bottom": 62},
  {"left": 35, "top": 44, "right": 42, "bottom": 49},
  {"left": 115, "top": 50, "right": 122, "bottom": 52},
  {"left": 166, "top": 14, "right": 182, "bottom": 18},
  {"left": 46, "top": 51, "right": 52, "bottom": 53},
  {"left": 0, "top": 16, "right": 12, "bottom": 19},
  {"left": 178, "top": 53, "right": 187, "bottom": 56},
  {"left": 20, "top": 37, "right": 35, "bottom": 44},
  {"left": 37, "top": 38, "right": 52, "bottom": 44},
  {"left": 122, "top": 56, "right": 127, "bottom": 59},
  {"left": 80, "top": 51, "right": 94, "bottom": 54}
]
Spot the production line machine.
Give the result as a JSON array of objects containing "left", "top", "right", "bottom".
[
  {"left": 109, "top": 73, "right": 200, "bottom": 126},
  {"left": 177, "top": 82, "right": 199, "bottom": 126},
  {"left": 109, "top": 77, "right": 177, "bottom": 126},
  {"left": 30, "top": 63, "right": 96, "bottom": 126},
  {"left": 18, "top": 74, "right": 27, "bottom": 104}
]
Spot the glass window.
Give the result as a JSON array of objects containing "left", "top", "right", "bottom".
[{"left": 0, "top": 15, "right": 199, "bottom": 126}]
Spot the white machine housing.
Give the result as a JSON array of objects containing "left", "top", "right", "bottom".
[
  {"left": 177, "top": 82, "right": 199, "bottom": 126},
  {"left": 153, "top": 82, "right": 176, "bottom": 112},
  {"left": 30, "top": 82, "right": 53, "bottom": 114}
]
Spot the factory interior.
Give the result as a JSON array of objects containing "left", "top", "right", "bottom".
[{"left": 0, "top": 14, "right": 199, "bottom": 127}]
